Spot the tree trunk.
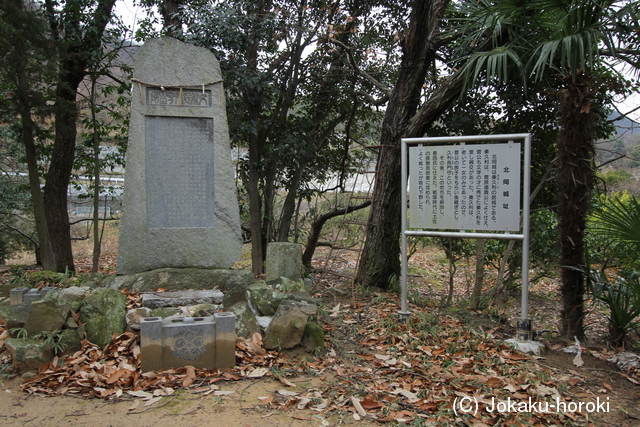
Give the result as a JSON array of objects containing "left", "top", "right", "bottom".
[
  {"left": 355, "top": 0, "right": 451, "bottom": 289},
  {"left": 558, "top": 73, "right": 594, "bottom": 340},
  {"left": 44, "top": 74, "right": 80, "bottom": 273},
  {"left": 302, "top": 200, "right": 371, "bottom": 268},
  {"left": 12, "top": 10, "right": 55, "bottom": 269}
]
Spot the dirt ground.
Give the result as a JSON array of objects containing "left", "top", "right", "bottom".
[{"left": 0, "top": 374, "right": 377, "bottom": 427}]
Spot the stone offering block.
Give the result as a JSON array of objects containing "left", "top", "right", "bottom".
[
  {"left": 141, "top": 290, "right": 224, "bottom": 309},
  {"left": 140, "top": 312, "right": 236, "bottom": 371},
  {"left": 117, "top": 37, "right": 242, "bottom": 274}
]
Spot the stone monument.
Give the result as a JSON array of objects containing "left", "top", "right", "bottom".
[{"left": 117, "top": 37, "right": 242, "bottom": 274}]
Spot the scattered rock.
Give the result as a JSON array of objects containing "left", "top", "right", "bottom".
[
  {"left": 0, "top": 302, "right": 32, "bottom": 331},
  {"left": 79, "top": 288, "right": 127, "bottom": 348},
  {"left": 247, "top": 283, "right": 284, "bottom": 316},
  {"left": 24, "top": 300, "right": 66, "bottom": 336},
  {"left": 264, "top": 300, "right": 317, "bottom": 350},
  {"left": 189, "top": 303, "right": 218, "bottom": 317},
  {"left": 226, "top": 300, "right": 260, "bottom": 339},
  {"left": 265, "top": 242, "right": 304, "bottom": 281},
  {"left": 126, "top": 307, "right": 151, "bottom": 331},
  {"left": 58, "top": 329, "right": 83, "bottom": 355},
  {"left": 4, "top": 338, "right": 54, "bottom": 373}
]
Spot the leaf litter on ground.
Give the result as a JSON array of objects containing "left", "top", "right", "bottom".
[{"left": 6, "top": 288, "right": 635, "bottom": 426}]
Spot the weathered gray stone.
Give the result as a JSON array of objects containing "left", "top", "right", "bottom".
[
  {"left": 283, "top": 291, "right": 317, "bottom": 306},
  {"left": 117, "top": 37, "right": 242, "bottom": 274},
  {"left": 149, "top": 308, "right": 182, "bottom": 318},
  {"left": 24, "top": 300, "right": 66, "bottom": 336},
  {"left": 42, "top": 286, "right": 86, "bottom": 316},
  {"left": 79, "top": 289, "right": 127, "bottom": 348},
  {"left": 264, "top": 300, "right": 317, "bottom": 350},
  {"left": 142, "top": 289, "right": 224, "bottom": 308},
  {"left": 226, "top": 301, "right": 260, "bottom": 339},
  {"left": 267, "top": 277, "right": 310, "bottom": 293},
  {"left": 0, "top": 302, "right": 32, "bottom": 331},
  {"left": 126, "top": 307, "right": 151, "bottom": 331},
  {"left": 72, "top": 273, "right": 109, "bottom": 289},
  {"left": 5, "top": 338, "right": 54, "bottom": 372},
  {"left": 302, "top": 321, "right": 325, "bottom": 353},
  {"left": 265, "top": 243, "right": 304, "bottom": 281},
  {"left": 247, "top": 283, "right": 284, "bottom": 316},
  {"left": 189, "top": 303, "right": 218, "bottom": 317},
  {"left": 101, "top": 267, "right": 253, "bottom": 294}
]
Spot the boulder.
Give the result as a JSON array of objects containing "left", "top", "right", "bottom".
[
  {"left": 225, "top": 300, "right": 260, "bottom": 339},
  {"left": 42, "top": 286, "right": 86, "bottom": 316},
  {"left": 58, "top": 329, "right": 83, "bottom": 356},
  {"left": 79, "top": 289, "right": 127, "bottom": 348},
  {"left": 0, "top": 302, "right": 32, "bottom": 331},
  {"left": 4, "top": 338, "right": 54, "bottom": 372},
  {"left": 264, "top": 300, "right": 317, "bottom": 350},
  {"left": 24, "top": 299, "right": 66, "bottom": 336},
  {"left": 101, "top": 268, "right": 253, "bottom": 294}
]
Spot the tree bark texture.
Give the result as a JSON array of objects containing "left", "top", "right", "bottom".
[
  {"left": 42, "top": 0, "right": 117, "bottom": 272},
  {"left": 355, "top": 0, "right": 451, "bottom": 289},
  {"left": 558, "top": 73, "right": 594, "bottom": 340}
]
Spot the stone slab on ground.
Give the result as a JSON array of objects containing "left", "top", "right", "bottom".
[
  {"left": 101, "top": 268, "right": 253, "bottom": 294},
  {"left": 141, "top": 289, "right": 224, "bottom": 308}
]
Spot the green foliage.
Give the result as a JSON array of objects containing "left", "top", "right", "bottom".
[
  {"left": 585, "top": 193, "right": 640, "bottom": 347},
  {"left": 32, "top": 331, "right": 68, "bottom": 355},
  {"left": 584, "top": 268, "right": 640, "bottom": 347}
]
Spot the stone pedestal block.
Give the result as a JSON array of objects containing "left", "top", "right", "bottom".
[{"left": 140, "top": 312, "right": 236, "bottom": 371}]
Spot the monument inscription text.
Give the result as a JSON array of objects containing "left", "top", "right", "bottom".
[{"left": 145, "top": 116, "right": 215, "bottom": 228}]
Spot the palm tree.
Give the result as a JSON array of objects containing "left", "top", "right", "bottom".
[{"left": 458, "top": 0, "right": 640, "bottom": 339}]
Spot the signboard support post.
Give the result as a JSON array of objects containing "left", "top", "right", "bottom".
[{"left": 400, "top": 134, "right": 532, "bottom": 341}]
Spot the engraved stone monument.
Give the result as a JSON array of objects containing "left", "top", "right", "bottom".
[{"left": 117, "top": 37, "right": 242, "bottom": 274}]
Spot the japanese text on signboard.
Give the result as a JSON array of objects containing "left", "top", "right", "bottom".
[{"left": 409, "top": 143, "right": 520, "bottom": 231}]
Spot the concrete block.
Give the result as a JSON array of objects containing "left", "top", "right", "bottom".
[{"left": 140, "top": 313, "right": 236, "bottom": 372}]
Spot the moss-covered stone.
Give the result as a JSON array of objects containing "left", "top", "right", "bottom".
[
  {"left": 79, "top": 288, "right": 127, "bottom": 348},
  {"left": 226, "top": 301, "right": 260, "bottom": 339},
  {"left": 247, "top": 283, "right": 284, "bottom": 316},
  {"left": 5, "top": 338, "right": 54, "bottom": 372},
  {"left": 302, "top": 321, "right": 325, "bottom": 353},
  {"left": 58, "top": 329, "right": 83, "bottom": 355}
]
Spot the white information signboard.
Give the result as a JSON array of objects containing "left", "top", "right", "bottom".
[
  {"left": 409, "top": 143, "right": 520, "bottom": 231},
  {"left": 400, "top": 134, "right": 532, "bottom": 325}
]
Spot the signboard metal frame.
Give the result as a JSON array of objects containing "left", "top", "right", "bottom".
[{"left": 400, "top": 134, "right": 532, "bottom": 328}]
